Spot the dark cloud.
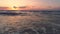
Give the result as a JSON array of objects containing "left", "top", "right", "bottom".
[{"left": 19, "top": 6, "right": 27, "bottom": 8}]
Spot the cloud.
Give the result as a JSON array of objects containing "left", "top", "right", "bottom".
[
  {"left": 19, "top": 6, "right": 27, "bottom": 8},
  {"left": 0, "top": 7, "right": 8, "bottom": 10}
]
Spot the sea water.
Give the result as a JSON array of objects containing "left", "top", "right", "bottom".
[{"left": 0, "top": 10, "right": 60, "bottom": 34}]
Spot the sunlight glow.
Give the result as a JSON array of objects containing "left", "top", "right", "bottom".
[
  {"left": 0, "top": 0, "right": 60, "bottom": 10},
  {"left": 8, "top": 6, "right": 18, "bottom": 10}
]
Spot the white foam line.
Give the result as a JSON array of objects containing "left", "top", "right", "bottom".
[{"left": 49, "top": 22, "right": 60, "bottom": 27}]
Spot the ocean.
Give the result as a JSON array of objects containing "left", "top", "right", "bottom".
[{"left": 0, "top": 10, "right": 60, "bottom": 34}]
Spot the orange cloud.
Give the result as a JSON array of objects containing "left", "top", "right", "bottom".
[{"left": 0, "top": 7, "right": 8, "bottom": 10}]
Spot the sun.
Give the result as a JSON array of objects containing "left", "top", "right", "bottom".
[
  {"left": 12, "top": 6, "right": 16, "bottom": 10},
  {"left": 12, "top": 6, "right": 17, "bottom": 10},
  {"left": 13, "top": 6, "right": 17, "bottom": 9},
  {"left": 9, "top": 6, "right": 19, "bottom": 10}
]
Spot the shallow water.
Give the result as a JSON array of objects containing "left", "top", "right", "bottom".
[{"left": 0, "top": 10, "right": 60, "bottom": 34}]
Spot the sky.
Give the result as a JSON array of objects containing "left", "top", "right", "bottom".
[{"left": 0, "top": 0, "right": 60, "bottom": 10}]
